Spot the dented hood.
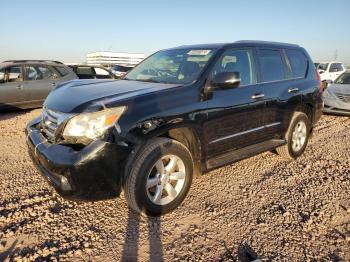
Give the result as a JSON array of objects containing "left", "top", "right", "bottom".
[{"left": 44, "top": 79, "right": 180, "bottom": 113}]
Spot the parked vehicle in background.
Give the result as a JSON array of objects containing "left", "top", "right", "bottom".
[
  {"left": 323, "top": 70, "right": 350, "bottom": 115},
  {"left": 0, "top": 60, "right": 77, "bottom": 110},
  {"left": 317, "top": 61, "right": 346, "bottom": 81},
  {"left": 111, "top": 65, "right": 133, "bottom": 78},
  {"left": 26, "top": 41, "right": 323, "bottom": 216},
  {"left": 69, "top": 65, "right": 116, "bottom": 79}
]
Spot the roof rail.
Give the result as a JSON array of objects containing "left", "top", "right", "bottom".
[{"left": 2, "top": 60, "right": 64, "bottom": 64}]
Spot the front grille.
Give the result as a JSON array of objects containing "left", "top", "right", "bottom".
[
  {"left": 41, "top": 108, "right": 70, "bottom": 142},
  {"left": 336, "top": 93, "right": 350, "bottom": 103}
]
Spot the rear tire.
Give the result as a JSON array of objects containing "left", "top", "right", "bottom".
[
  {"left": 276, "top": 112, "right": 310, "bottom": 159},
  {"left": 124, "top": 138, "right": 193, "bottom": 216}
]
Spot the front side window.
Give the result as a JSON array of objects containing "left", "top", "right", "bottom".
[
  {"left": 285, "top": 49, "right": 308, "bottom": 78},
  {"left": 0, "top": 66, "right": 23, "bottom": 83},
  {"left": 258, "top": 49, "right": 286, "bottom": 82},
  {"left": 334, "top": 72, "right": 350, "bottom": 84},
  {"left": 94, "top": 67, "right": 110, "bottom": 75},
  {"left": 125, "top": 48, "right": 216, "bottom": 84},
  {"left": 210, "top": 49, "right": 256, "bottom": 86}
]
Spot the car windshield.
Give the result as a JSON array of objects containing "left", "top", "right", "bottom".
[
  {"left": 125, "top": 48, "right": 216, "bottom": 84},
  {"left": 334, "top": 72, "right": 350, "bottom": 84},
  {"left": 318, "top": 63, "right": 328, "bottom": 71}
]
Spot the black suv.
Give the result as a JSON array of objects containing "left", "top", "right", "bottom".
[{"left": 26, "top": 41, "right": 323, "bottom": 216}]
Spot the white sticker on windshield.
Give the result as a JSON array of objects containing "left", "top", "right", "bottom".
[{"left": 187, "top": 50, "right": 211, "bottom": 56}]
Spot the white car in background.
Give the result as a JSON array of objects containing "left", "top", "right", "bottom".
[
  {"left": 317, "top": 61, "right": 346, "bottom": 81},
  {"left": 323, "top": 70, "right": 350, "bottom": 115}
]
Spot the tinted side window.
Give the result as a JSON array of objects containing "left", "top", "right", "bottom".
[
  {"left": 54, "top": 66, "right": 68, "bottom": 76},
  {"left": 77, "top": 67, "right": 93, "bottom": 75},
  {"left": 211, "top": 49, "right": 256, "bottom": 86},
  {"left": 285, "top": 49, "right": 308, "bottom": 78},
  {"left": 258, "top": 49, "right": 286, "bottom": 82}
]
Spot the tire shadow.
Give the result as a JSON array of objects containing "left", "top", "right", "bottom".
[{"left": 121, "top": 208, "right": 164, "bottom": 261}]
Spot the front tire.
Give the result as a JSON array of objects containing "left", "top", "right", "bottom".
[
  {"left": 276, "top": 112, "right": 310, "bottom": 159},
  {"left": 124, "top": 138, "right": 193, "bottom": 216}
]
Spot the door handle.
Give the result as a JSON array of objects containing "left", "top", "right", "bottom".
[
  {"left": 16, "top": 84, "right": 23, "bottom": 90},
  {"left": 251, "top": 93, "right": 265, "bottom": 99},
  {"left": 52, "top": 82, "right": 56, "bottom": 86},
  {"left": 288, "top": 87, "right": 299, "bottom": 93}
]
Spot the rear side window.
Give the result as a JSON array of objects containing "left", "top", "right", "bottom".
[
  {"left": 76, "top": 67, "right": 93, "bottom": 75},
  {"left": 55, "top": 66, "right": 68, "bottom": 76},
  {"left": 94, "top": 67, "right": 110, "bottom": 75},
  {"left": 285, "top": 49, "right": 308, "bottom": 78},
  {"left": 258, "top": 49, "right": 286, "bottom": 82}
]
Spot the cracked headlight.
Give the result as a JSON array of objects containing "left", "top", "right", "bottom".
[{"left": 63, "top": 107, "right": 126, "bottom": 140}]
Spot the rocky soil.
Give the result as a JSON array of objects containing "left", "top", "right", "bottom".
[{"left": 0, "top": 109, "right": 349, "bottom": 261}]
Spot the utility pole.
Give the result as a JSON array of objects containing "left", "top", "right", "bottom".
[{"left": 334, "top": 49, "right": 338, "bottom": 61}]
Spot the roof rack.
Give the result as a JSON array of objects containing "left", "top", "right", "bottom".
[{"left": 2, "top": 60, "right": 64, "bottom": 64}]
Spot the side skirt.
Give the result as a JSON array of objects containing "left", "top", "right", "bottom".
[{"left": 206, "top": 139, "right": 286, "bottom": 170}]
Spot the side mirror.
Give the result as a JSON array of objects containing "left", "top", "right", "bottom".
[
  {"left": 319, "top": 70, "right": 324, "bottom": 74},
  {"left": 211, "top": 72, "right": 241, "bottom": 90}
]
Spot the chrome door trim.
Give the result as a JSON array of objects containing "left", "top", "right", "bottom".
[{"left": 209, "top": 122, "right": 281, "bottom": 144}]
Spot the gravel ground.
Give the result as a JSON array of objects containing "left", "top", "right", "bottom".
[{"left": 0, "top": 109, "right": 349, "bottom": 261}]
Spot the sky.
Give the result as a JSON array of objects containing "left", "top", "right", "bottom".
[{"left": 0, "top": 0, "right": 349, "bottom": 65}]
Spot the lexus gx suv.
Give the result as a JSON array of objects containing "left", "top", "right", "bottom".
[{"left": 26, "top": 41, "right": 323, "bottom": 216}]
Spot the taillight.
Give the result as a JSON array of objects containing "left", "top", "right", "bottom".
[{"left": 315, "top": 69, "right": 323, "bottom": 92}]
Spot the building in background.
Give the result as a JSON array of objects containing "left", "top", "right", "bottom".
[{"left": 86, "top": 51, "right": 145, "bottom": 68}]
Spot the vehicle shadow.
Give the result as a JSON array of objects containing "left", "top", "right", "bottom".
[
  {"left": 121, "top": 208, "right": 164, "bottom": 261},
  {"left": 0, "top": 106, "right": 35, "bottom": 121}
]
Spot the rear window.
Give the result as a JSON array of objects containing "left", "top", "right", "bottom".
[
  {"left": 285, "top": 49, "right": 308, "bottom": 78},
  {"left": 55, "top": 66, "right": 69, "bottom": 76},
  {"left": 258, "top": 49, "right": 286, "bottom": 82},
  {"left": 76, "top": 67, "right": 93, "bottom": 75}
]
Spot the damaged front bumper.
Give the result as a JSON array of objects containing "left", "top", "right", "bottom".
[{"left": 26, "top": 117, "right": 130, "bottom": 201}]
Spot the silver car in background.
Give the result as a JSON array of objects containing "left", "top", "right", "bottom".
[
  {"left": 323, "top": 70, "right": 350, "bottom": 116},
  {"left": 0, "top": 60, "right": 77, "bottom": 111}
]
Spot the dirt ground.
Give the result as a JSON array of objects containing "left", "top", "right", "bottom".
[{"left": 0, "top": 109, "right": 349, "bottom": 261}]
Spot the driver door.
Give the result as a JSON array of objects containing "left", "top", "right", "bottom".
[{"left": 204, "top": 48, "right": 266, "bottom": 159}]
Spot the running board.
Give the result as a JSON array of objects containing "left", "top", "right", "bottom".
[{"left": 206, "top": 139, "right": 286, "bottom": 170}]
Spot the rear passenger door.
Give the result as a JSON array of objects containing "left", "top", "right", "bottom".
[
  {"left": 257, "top": 48, "right": 306, "bottom": 140},
  {"left": 23, "top": 65, "right": 58, "bottom": 103}
]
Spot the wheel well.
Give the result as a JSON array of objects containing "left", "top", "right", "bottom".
[
  {"left": 296, "top": 103, "right": 313, "bottom": 122},
  {"left": 160, "top": 127, "right": 203, "bottom": 177}
]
